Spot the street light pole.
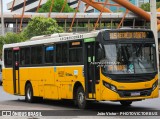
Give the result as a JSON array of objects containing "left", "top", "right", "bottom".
[
  {"left": 150, "top": 1, "right": 159, "bottom": 78},
  {"left": 0, "top": 0, "right": 5, "bottom": 36}
]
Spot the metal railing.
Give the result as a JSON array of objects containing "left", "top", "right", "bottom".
[
  {"left": 64, "top": 26, "right": 150, "bottom": 32},
  {"left": 0, "top": 26, "right": 151, "bottom": 35}
]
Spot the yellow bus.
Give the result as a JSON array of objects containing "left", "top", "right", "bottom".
[{"left": 2, "top": 29, "right": 159, "bottom": 109}]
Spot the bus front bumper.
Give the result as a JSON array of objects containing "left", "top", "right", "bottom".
[{"left": 100, "top": 86, "right": 159, "bottom": 101}]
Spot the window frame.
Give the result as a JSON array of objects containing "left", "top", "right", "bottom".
[
  {"left": 44, "top": 44, "right": 55, "bottom": 65},
  {"left": 19, "top": 46, "right": 31, "bottom": 67},
  {"left": 55, "top": 42, "right": 69, "bottom": 65},
  {"left": 30, "top": 45, "right": 44, "bottom": 66},
  {"left": 68, "top": 40, "right": 83, "bottom": 65},
  {"left": 4, "top": 48, "right": 13, "bottom": 68}
]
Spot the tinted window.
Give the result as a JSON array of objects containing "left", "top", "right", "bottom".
[
  {"left": 69, "top": 49, "right": 82, "bottom": 62},
  {"left": 4, "top": 49, "right": 12, "bottom": 67},
  {"left": 31, "top": 46, "right": 43, "bottom": 64},
  {"left": 45, "top": 45, "right": 54, "bottom": 63},
  {"left": 69, "top": 41, "right": 83, "bottom": 63},
  {"left": 56, "top": 43, "right": 67, "bottom": 63},
  {"left": 20, "top": 47, "right": 30, "bottom": 65}
]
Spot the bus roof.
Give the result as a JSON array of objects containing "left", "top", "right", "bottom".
[
  {"left": 3, "top": 30, "right": 100, "bottom": 49},
  {"left": 3, "top": 29, "right": 152, "bottom": 49}
]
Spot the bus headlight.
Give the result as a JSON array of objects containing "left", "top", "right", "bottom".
[
  {"left": 152, "top": 80, "right": 158, "bottom": 91},
  {"left": 103, "top": 81, "right": 117, "bottom": 92}
]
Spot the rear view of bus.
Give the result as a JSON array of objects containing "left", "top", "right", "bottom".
[{"left": 95, "top": 29, "right": 159, "bottom": 106}]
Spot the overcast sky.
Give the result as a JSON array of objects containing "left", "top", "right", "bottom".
[{"left": 3, "top": 0, "right": 12, "bottom": 12}]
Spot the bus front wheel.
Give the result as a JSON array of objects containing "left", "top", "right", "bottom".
[
  {"left": 76, "top": 86, "right": 86, "bottom": 109},
  {"left": 120, "top": 101, "right": 132, "bottom": 106},
  {"left": 25, "top": 83, "right": 34, "bottom": 103}
]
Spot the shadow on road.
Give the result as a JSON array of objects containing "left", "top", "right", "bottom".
[{"left": 10, "top": 99, "right": 155, "bottom": 111}]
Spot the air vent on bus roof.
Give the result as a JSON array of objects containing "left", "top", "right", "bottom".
[
  {"left": 56, "top": 33, "right": 77, "bottom": 37},
  {"left": 30, "top": 34, "right": 52, "bottom": 41},
  {"left": 30, "top": 33, "right": 79, "bottom": 41}
]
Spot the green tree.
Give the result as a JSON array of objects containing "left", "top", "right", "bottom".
[
  {"left": 23, "top": 16, "right": 63, "bottom": 39},
  {"left": 0, "top": 33, "right": 25, "bottom": 57},
  {"left": 0, "top": 36, "right": 5, "bottom": 57},
  {"left": 0, "top": 17, "right": 63, "bottom": 58},
  {"left": 38, "top": 0, "right": 75, "bottom": 13},
  {"left": 157, "top": 2, "right": 160, "bottom": 9},
  {"left": 140, "top": 2, "right": 150, "bottom": 11},
  {"left": 141, "top": 2, "right": 160, "bottom": 11},
  {"left": 4, "top": 32, "right": 26, "bottom": 44}
]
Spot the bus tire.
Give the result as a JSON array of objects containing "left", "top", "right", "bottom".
[
  {"left": 76, "top": 86, "right": 86, "bottom": 109},
  {"left": 25, "top": 83, "right": 34, "bottom": 103},
  {"left": 120, "top": 101, "right": 132, "bottom": 106}
]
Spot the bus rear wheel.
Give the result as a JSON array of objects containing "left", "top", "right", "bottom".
[
  {"left": 76, "top": 86, "right": 86, "bottom": 109},
  {"left": 120, "top": 101, "right": 132, "bottom": 106},
  {"left": 25, "top": 83, "right": 34, "bottom": 103}
]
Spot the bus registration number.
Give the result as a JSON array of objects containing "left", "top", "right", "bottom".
[{"left": 131, "top": 92, "right": 140, "bottom": 96}]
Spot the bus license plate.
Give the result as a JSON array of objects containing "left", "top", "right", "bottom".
[{"left": 131, "top": 92, "right": 140, "bottom": 96}]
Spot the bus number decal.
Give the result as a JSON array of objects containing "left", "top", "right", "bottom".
[{"left": 60, "top": 35, "right": 83, "bottom": 41}]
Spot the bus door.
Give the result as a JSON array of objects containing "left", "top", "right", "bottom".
[
  {"left": 12, "top": 47, "right": 20, "bottom": 94},
  {"left": 84, "top": 42, "right": 96, "bottom": 99}
]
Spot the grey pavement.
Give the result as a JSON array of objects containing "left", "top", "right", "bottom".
[{"left": 0, "top": 86, "right": 160, "bottom": 119}]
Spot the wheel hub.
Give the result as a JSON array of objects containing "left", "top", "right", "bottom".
[
  {"left": 27, "top": 88, "right": 31, "bottom": 100},
  {"left": 78, "top": 92, "right": 84, "bottom": 104}
]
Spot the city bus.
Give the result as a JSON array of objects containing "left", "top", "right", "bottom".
[{"left": 2, "top": 29, "right": 159, "bottom": 109}]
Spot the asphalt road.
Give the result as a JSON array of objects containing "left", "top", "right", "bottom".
[{"left": 0, "top": 86, "right": 160, "bottom": 119}]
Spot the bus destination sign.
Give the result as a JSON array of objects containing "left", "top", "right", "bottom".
[{"left": 110, "top": 32, "right": 148, "bottom": 40}]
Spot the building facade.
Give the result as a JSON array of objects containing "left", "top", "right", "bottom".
[
  {"left": 94, "top": 0, "right": 150, "bottom": 12},
  {"left": 7, "top": 0, "right": 94, "bottom": 13},
  {"left": 7, "top": 0, "right": 150, "bottom": 13}
]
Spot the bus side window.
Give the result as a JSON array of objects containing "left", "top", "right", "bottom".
[
  {"left": 69, "top": 41, "right": 83, "bottom": 63},
  {"left": 69, "top": 49, "right": 82, "bottom": 63},
  {"left": 62, "top": 44, "right": 67, "bottom": 63},
  {"left": 25, "top": 47, "right": 30, "bottom": 65},
  {"left": 4, "top": 49, "right": 12, "bottom": 67},
  {"left": 20, "top": 47, "right": 30, "bottom": 66},
  {"left": 31, "top": 46, "right": 43, "bottom": 65},
  {"left": 45, "top": 45, "right": 54, "bottom": 63},
  {"left": 56, "top": 43, "right": 68, "bottom": 63},
  {"left": 20, "top": 49, "right": 25, "bottom": 65}
]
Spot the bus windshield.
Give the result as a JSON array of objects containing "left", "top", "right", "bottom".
[{"left": 101, "top": 43, "right": 157, "bottom": 74}]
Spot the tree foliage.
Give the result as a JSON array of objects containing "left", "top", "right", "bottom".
[
  {"left": 0, "top": 17, "right": 63, "bottom": 58},
  {"left": 23, "top": 16, "right": 63, "bottom": 39},
  {"left": 0, "top": 33, "right": 26, "bottom": 57},
  {"left": 38, "top": 0, "right": 75, "bottom": 13},
  {"left": 141, "top": 2, "right": 160, "bottom": 11}
]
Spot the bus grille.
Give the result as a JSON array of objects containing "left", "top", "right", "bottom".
[
  {"left": 117, "top": 88, "right": 152, "bottom": 98},
  {"left": 106, "top": 73, "right": 156, "bottom": 83}
]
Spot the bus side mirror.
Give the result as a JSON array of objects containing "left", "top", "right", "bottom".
[{"left": 97, "top": 48, "right": 105, "bottom": 61}]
